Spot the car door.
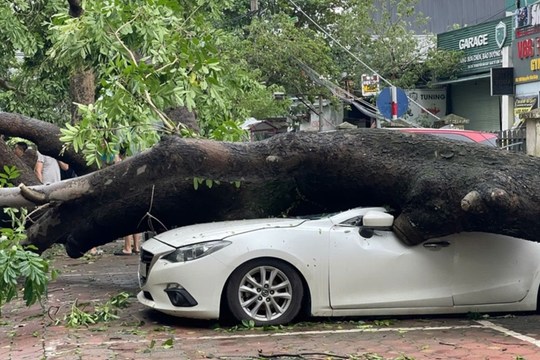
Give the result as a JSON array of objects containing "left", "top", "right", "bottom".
[
  {"left": 329, "top": 225, "right": 454, "bottom": 309},
  {"left": 451, "top": 232, "right": 540, "bottom": 305}
]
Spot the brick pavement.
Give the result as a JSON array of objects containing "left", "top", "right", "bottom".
[{"left": 1, "top": 241, "right": 540, "bottom": 360}]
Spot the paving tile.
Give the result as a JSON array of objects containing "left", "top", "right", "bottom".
[{"left": 3, "top": 242, "right": 540, "bottom": 359}]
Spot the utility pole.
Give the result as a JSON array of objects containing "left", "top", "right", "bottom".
[{"left": 318, "top": 95, "right": 323, "bottom": 132}]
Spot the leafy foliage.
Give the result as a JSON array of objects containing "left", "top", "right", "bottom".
[
  {"left": 1, "top": 0, "right": 462, "bottom": 166},
  {"left": 0, "top": 166, "right": 21, "bottom": 188},
  {"left": 232, "top": 13, "right": 338, "bottom": 97},
  {"left": 0, "top": 166, "right": 56, "bottom": 315},
  {"left": 59, "top": 292, "right": 132, "bottom": 327},
  {"left": 0, "top": 0, "right": 71, "bottom": 125},
  {"left": 331, "top": 0, "right": 462, "bottom": 89}
]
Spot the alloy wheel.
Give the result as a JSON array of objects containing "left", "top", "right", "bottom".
[{"left": 237, "top": 265, "right": 293, "bottom": 322}]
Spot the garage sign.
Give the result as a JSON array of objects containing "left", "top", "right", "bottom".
[{"left": 438, "top": 17, "right": 513, "bottom": 77}]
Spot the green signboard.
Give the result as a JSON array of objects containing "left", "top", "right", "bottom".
[{"left": 438, "top": 17, "right": 513, "bottom": 77}]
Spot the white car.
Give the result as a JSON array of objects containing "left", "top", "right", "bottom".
[{"left": 137, "top": 207, "right": 540, "bottom": 326}]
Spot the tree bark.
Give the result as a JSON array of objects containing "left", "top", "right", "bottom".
[
  {"left": 164, "top": 106, "right": 200, "bottom": 133},
  {"left": 0, "top": 112, "right": 97, "bottom": 175},
  {"left": 0, "top": 139, "right": 40, "bottom": 186},
  {"left": 67, "top": 0, "right": 84, "bottom": 18},
  {"left": 1, "top": 128, "right": 540, "bottom": 258},
  {"left": 69, "top": 69, "right": 95, "bottom": 124}
]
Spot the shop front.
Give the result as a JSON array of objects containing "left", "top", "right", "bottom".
[{"left": 437, "top": 16, "right": 513, "bottom": 131}]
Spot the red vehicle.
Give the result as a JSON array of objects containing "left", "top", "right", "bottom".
[{"left": 397, "top": 128, "right": 498, "bottom": 147}]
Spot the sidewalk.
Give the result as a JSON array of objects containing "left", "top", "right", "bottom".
[{"left": 1, "top": 241, "right": 540, "bottom": 359}]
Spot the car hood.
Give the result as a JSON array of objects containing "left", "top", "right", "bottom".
[{"left": 153, "top": 218, "right": 307, "bottom": 248}]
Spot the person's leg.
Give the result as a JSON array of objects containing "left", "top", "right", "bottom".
[
  {"left": 115, "top": 236, "right": 133, "bottom": 255},
  {"left": 124, "top": 235, "right": 133, "bottom": 253},
  {"left": 133, "top": 233, "right": 141, "bottom": 253}
]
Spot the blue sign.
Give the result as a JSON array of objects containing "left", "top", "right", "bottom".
[{"left": 376, "top": 87, "right": 409, "bottom": 119}]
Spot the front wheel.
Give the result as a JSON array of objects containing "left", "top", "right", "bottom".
[{"left": 226, "top": 259, "right": 303, "bottom": 326}]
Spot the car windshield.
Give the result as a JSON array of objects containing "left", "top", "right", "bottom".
[
  {"left": 340, "top": 216, "right": 363, "bottom": 226},
  {"left": 296, "top": 212, "right": 340, "bottom": 220}
]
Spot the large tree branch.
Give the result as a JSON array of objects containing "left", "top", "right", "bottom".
[
  {"left": 0, "top": 130, "right": 539, "bottom": 258},
  {"left": 0, "top": 112, "right": 97, "bottom": 174}
]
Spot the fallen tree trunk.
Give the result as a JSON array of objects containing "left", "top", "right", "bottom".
[{"left": 1, "top": 129, "right": 540, "bottom": 258}]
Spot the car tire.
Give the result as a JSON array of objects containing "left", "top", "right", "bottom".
[{"left": 226, "top": 258, "right": 303, "bottom": 326}]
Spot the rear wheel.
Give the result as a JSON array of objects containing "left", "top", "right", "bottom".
[{"left": 226, "top": 259, "right": 303, "bottom": 326}]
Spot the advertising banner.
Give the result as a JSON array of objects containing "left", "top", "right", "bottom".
[
  {"left": 513, "top": 95, "right": 538, "bottom": 126},
  {"left": 403, "top": 89, "right": 447, "bottom": 124},
  {"left": 513, "top": 30, "right": 540, "bottom": 84},
  {"left": 361, "top": 74, "right": 379, "bottom": 97}
]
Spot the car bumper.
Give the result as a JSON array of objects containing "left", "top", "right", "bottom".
[{"left": 138, "top": 240, "right": 231, "bottom": 320}]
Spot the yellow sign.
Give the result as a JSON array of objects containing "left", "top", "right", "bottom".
[{"left": 514, "top": 96, "right": 537, "bottom": 115}]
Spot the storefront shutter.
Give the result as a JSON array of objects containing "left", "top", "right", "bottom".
[{"left": 450, "top": 78, "right": 501, "bottom": 131}]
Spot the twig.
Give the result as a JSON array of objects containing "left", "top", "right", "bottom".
[
  {"left": 25, "top": 203, "right": 51, "bottom": 223},
  {"left": 180, "top": 1, "right": 208, "bottom": 28},
  {"left": 439, "top": 341, "right": 458, "bottom": 347},
  {"left": 0, "top": 78, "right": 26, "bottom": 96},
  {"left": 114, "top": 12, "right": 141, "bottom": 46},
  {"left": 145, "top": 58, "right": 178, "bottom": 79},
  {"left": 258, "top": 352, "right": 349, "bottom": 359},
  {"left": 47, "top": 303, "right": 67, "bottom": 321}
]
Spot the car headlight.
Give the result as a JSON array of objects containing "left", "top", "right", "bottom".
[{"left": 162, "top": 240, "right": 231, "bottom": 263}]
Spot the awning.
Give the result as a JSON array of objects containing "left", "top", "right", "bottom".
[{"left": 432, "top": 73, "right": 490, "bottom": 85}]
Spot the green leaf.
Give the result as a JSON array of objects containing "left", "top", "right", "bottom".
[{"left": 162, "top": 338, "right": 174, "bottom": 349}]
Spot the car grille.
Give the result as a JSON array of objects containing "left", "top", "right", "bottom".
[
  {"left": 139, "top": 249, "right": 154, "bottom": 287},
  {"left": 140, "top": 249, "right": 153, "bottom": 264}
]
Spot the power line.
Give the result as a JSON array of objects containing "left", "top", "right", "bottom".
[
  {"left": 295, "top": 59, "right": 384, "bottom": 120},
  {"left": 288, "top": 0, "right": 441, "bottom": 121}
]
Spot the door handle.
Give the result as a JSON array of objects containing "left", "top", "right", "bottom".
[{"left": 423, "top": 241, "right": 451, "bottom": 249}]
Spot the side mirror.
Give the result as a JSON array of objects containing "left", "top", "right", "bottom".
[
  {"left": 363, "top": 211, "right": 394, "bottom": 227},
  {"left": 359, "top": 227, "right": 374, "bottom": 238},
  {"left": 359, "top": 211, "right": 394, "bottom": 239}
]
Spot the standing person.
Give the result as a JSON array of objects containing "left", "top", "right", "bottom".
[
  {"left": 113, "top": 149, "right": 141, "bottom": 256},
  {"left": 34, "top": 151, "right": 61, "bottom": 184}
]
